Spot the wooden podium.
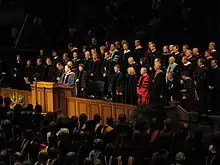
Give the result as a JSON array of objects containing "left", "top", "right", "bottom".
[{"left": 31, "top": 81, "right": 72, "bottom": 114}]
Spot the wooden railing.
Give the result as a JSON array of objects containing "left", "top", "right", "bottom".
[{"left": 0, "top": 87, "right": 136, "bottom": 119}]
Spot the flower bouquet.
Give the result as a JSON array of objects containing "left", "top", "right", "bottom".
[{"left": 9, "top": 92, "right": 24, "bottom": 109}]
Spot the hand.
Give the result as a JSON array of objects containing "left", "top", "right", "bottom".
[
  {"left": 13, "top": 74, "right": 16, "bottom": 77},
  {"left": 194, "top": 81, "right": 197, "bottom": 85},
  {"left": 56, "top": 77, "right": 60, "bottom": 81},
  {"left": 160, "top": 95, "right": 163, "bottom": 98},
  {"left": 149, "top": 67, "right": 152, "bottom": 71},
  {"left": 208, "top": 86, "right": 214, "bottom": 90},
  {"left": 75, "top": 79, "right": 79, "bottom": 83},
  {"left": 103, "top": 73, "right": 106, "bottom": 77},
  {"left": 90, "top": 73, "right": 94, "bottom": 76},
  {"left": 81, "top": 88, "right": 84, "bottom": 91},
  {"left": 118, "top": 92, "right": 123, "bottom": 95},
  {"left": 180, "top": 80, "right": 184, "bottom": 84}
]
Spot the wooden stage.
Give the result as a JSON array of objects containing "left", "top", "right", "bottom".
[{"left": 0, "top": 84, "right": 135, "bottom": 120}]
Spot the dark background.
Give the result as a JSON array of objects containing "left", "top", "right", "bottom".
[{"left": 0, "top": 0, "right": 219, "bottom": 62}]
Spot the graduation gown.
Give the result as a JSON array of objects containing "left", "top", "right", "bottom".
[
  {"left": 146, "top": 50, "right": 161, "bottom": 68},
  {"left": 88, "top": 59, "right": 102, "bottom": 81},
  {"left": 134, "top": 47, "right": 145, "bottom": 63},
  {"left": 125, "top": 74, "right": 138, "bottom": 105},
  {"left": 188, "top": 56, "right": 197, "bottom": 71},
  {"left": 136, "top": 74, "right": 151, "bottom": 106},
  {"left": 181, "top": 62, "right": 194, "bottom": 78},
  {"left": 34, "top": 64, "right": 46, "bottom": 81},
  {"left": 128, "top": 63, "right": 140, "bottom": 76},
  {"left": 195, "top": 65, "right": 209, "bottom": 113},
  {"left": 161, "top": 53, "right": 171, "bottom": 69},
  {"left": 171, "top": 52, "right": 181, "bottom": 65},
  {"left": 150, "top": 71, "right": 166, "bottom": 108},
  {"left": 112, "top": 72, "right": 124, "bottom": 103},
  {"left": 120, "top": 50, "right": 132, "bottom": 74},
  {"left": 76, "top": 71, "right": 89, "bottom": 98},
  {"left": 24, "top": 65, "right": 35, "bottom": 83},
  {"left": 82, "top": 58, "right": 92, "bottom": 72}
]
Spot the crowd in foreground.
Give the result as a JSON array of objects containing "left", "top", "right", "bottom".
[
  {"left": 9, "top": 39, "right": 219, "bottom": 113},
  {"left": 0, "top": 96, "right": 219, "bottom": 165}
]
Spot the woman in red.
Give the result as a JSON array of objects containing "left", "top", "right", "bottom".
[{"left": 136, "top": 67, "right": 151, "bottom": 106}]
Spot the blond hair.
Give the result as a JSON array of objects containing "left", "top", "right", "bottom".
[{"left": 127, "top": 67, "right": 136, "bottom": 75}]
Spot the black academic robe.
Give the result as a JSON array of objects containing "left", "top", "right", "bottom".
[
  {"left": 128, "top": 63, "right": 141, "bottom": 76},
  {"left": 24, "top": 65, "right": 35, "bottom": 82},
  {"left": 112, "top": 72, "right": 124, "bottom": 103},
  {"left": 210, "top": 50, "right": 218, "bottom": 60},
  {"left": 205, "top": 56, "right": 214, "bottom": 70},
  {"left": 181, "top": 62, "right": 194, "bottom": 78},
  {"left": 76, "top": 71, "right": 89, "bottom": 98},
  {"left": 101, "top": 58, "right": 114, "bottom": 84},
  {"left": 72, "top": 58, "right": 81, "bottom": 69},
  {"left": 82, "top": 58, "right": 92, "bottom": 72},
  {"left": 147, "top": 50, "right": 161, "bottom": 68},
  {"left": 166, "top": 78, "right": 181, "bottom": 103},
  {"left": 188, "top": 56, "right": 197, "bottom": 71},
  {"left": 34, "top": 64, "right": 46, "bottom": 81},
  {"left": 150, "top": 71, "right": 166, "bottom": 108},
  {"left": 181, "top": 78, "right": 196, "bottom": 112},
  {"left": 171, "top": 52, "right": 181, "bottom": 65},
  {"left": 134, "top": 47, "right": 145, "bottom": 63},
  {"left": 11, "top": 61, "right": 25, "bottom": 89},
  {"left": 89, "top": 59, "right": 102, "bottom": 81},
  {"left": 55, "top": 69, "right": 64, "bottom": 82},
  {"left": 52, "top": 56, "right": 61, "bottom": 68},
  {"left": 195, "top": 65, "right": 209, "bottom": 113},
  {"left": 45, "top": 64, "right": 55, "bottom": 81},
  {"left": 120, "top": 50, "right": 132, "bottom": 74},
  {"left": 161, "top": 53, "right": 171, "bottom": 69},
  {"left": 125, "top": 75, "right": 138, "bottom": 105},
  {"left": 208, "top": 67, "right": 220, "bottom": 112}
]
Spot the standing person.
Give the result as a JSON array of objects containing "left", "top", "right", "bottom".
[
  {"left": 76, "top": 64, "right": 88, "bottom": 98},
  {"left": 120, "top": 42, "right": 132, "bottom": 74},
  {"left": 194, "top": 58, "right": 209, "bottom": 114},
  {"left": 150, "top": 62, "right": 166, "bottom": 128},
  {"left": 136, "top": 67, "right": 151, "bottom": 106},
  {"left": 125, "top": 67, "right": 138, "bottom": 105},
  {"left": 134, "top": 40, "right": 145, "bottom": 63},
  {"left": 112, "top": 65, "right": 124, "bottom": 103}
]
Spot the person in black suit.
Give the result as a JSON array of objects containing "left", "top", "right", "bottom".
[
  {"left": 186, "top": 50, "right": 197, "bottom": 73},
  {"left": 24, "top": 59, "right": 35, "bottom": 88},
  {"left": 112, "top": 64, "right": 125, "bottom": 103},
  {"left": 195, "top": 58, "right": 209, "bottom": 113},
  {"left": 127, "top": 57, "right": 140, "bottom": 76},
  {"left": 147, "top": 42, "right": 161, "bottom": 69},
  {"left": 125, "top": 67, "right": 138, "bottom": 105},
  {"left": 52, "top": 50, "right": 61, "bottom": 68},
  {"left": 45, "top": 57, "right": 55, "bottom": 81},
  {"left": 34, "top": 58, "right": 46, "bottom": 81},
  {"left": 181, "top": 56, "right": 194, "bottom": 78},
  {"left": 82, "top": 51, "right": 92, "bottom": 72},
  {"left": 102, "top": 51, "right": 114, "bottom": 99},
  {"left": 150, "top": 62, "right": 166, "bottom": 128},
  {"left": 134, "top": 40, "right": 145, "bottom": 63},
  {"left": 76, "top": 64, "right": 88, "bottom": 98},
  {"left": 120, "top": 42, "right": 132, "bottom": 74}
]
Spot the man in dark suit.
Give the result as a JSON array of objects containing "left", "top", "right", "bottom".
[
  {"left": 52, "top": 50, "right": 61, "bottom": 68},
  {"left": 76, "top": 64, "right": 88, "bottom": 98},
  {"left": 112, "top": 64, "right": 124, "bottom": 103},
  {"left": 120, "top": 42, "right": 132, "bottom": 74},
  {"left": 195, "top": 58, "right": 209, "bottom": 113}
]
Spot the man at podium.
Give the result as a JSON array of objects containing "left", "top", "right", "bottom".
[{"left": 58, "top": 65, "right": 77, "bottom": 96}]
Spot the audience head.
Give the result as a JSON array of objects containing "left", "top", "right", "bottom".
[
  {"left": 4, "top": 97, "right": 11, "bottom": 107},
  {"left": 173, "top": 45, "right": 179, "bottom": 53},
  {"left": 154, "top": 62, "right": 161, "bottom": 71},
  {"left": 185, "top": 50, "right": 192, "bottom": 57},
  {"left": 204, "top": 50, "right": 211, "bottom": 58},
  {"left": 182, "top": 56, "right": 188, "bottom": 64},
  {"left": 127, "top": 67, "right": 136, "bottom": 75},
  {"left": 154, "top": 58, "right": 160, "bottom": 63},
  {"left": 114, "top": 64, "right": 120, "bottom": 72},
  {"left": 16, "top": 54, "right": 21, "bottom": 61},
  {"left": 65, "top": 65, "right": 72, "bottom": 73},
  {"left": 34, "top": 104, "right": 42, "bottom": 114},
  {"left": 152, "top": 149, "right": 169, "bottom": 165},
  {"left": 52, "top": 50, "right": 58, "bottom": 57},
  {"left": 197, "top": 58, "right": 206, "bottom": 67},
  {"left": 169, "top": 45, "right": 174, "bottom": 52},
  {"left": 140, "top": 67, "right": 147, "bottom": 75},
  {"left": 169, "top": 56, "right": 175, "bottom": 64},
  {"left": 192, "top": 47, "right": 199, "bottom": 55},
  {"left": 163, "top": 45, "right": 169, "bottom": 53},
  {"left": 79, "top": 113, "right": 88, "bottom": 124},
  {"left": 85, "top": 51, "right": 90, "bottom": 59},
  {"left": 93, "top": 113, "right": 101, "bottom": 123},
  {"left": 128, "top": 57, "right": 134, "bottom": 65},
  {"left": 182, "top": 44, "right": 189, "bottom": 53},
  {"left": 22, "top": 160, "right": 32, "bottom": 165},
  {"left": 148, "top": 41, "right": 154, "bottom": 48},
  {"left": 123, "top": 42, "right": 129, "bottom": 50},
  {"left": 100, "top": 46, "right": 106, "bottom": 54},
  {"left": 26, "top": 104, "right": 33, "bottom": 111},
  {"left": 121, "top": 40, "right": 127, "bottom": 46},
  {"left": 211, "top": 59, "right": 218, "bottom": 68},
  {"left": 135, "top": 40, "right": 141, "bottom": 47},
  {"left": 209, "top": 42, "right": 215, "bottom": 50},
  {"left": 118, "top": 114, "right": 126, "bottom": 123},
  {"left": 37, "top": 58, "right": 42, "bottom": 65},
  {"left": 175, "top": 152, "right": 186, "bottom": 165},
  {"left": 106, "top": 116, "right": 113, "bottom": 126}
]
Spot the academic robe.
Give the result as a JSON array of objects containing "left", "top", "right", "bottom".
[
  {"left": 34, "top": 64, "right": 46, "bottom": 81},
  {"left": 208, "top": 67, "right": 220, "bottom": 112},
  {"left": 210, "top": 50, "right": 218, "bottom": 60},
  {"left": 128, "top": 63, "right": 140, "bottom": 76},
  {"left": 23, "top": 65, "right": 35, "bottom": 83},
  {"left": 181, "top": 62, "right": 194, "bottom": 78},
  {"left": 112, "top": 72, "right": 124, "bottom": 103},
  {"left": 136, "top": 74, "right": 151, "bottom": 106},
  {"left": 188, "top": 56, "right": 197, "bottom": 71},
  {"left": 11, "top": 61, "right": 25, "bottom": 89},
  {"left": 205, "top": 56, "right": 214, "bottom": 70},
  {"left": 171, "top": 52, "right": 181, "bottom": 65},
  {"left": 161, "top": 53, "right": 171, "bottom": 69},
  {"left": 76, "top": 71, "right": 88, "bottom": 98},
  {"left": 150, "top": 71, "right": 166, "bottom": 108},
  {"left": 102, "top": 58, "right": 114, "bottom": 95},
  {"left": 44, "top": 64, "right": 55, "bottom": 81},
  {"left": 195, "top": 65, "right": 209, "bottom": 113},
  {"left": 125, "top": 74, "right": 138, "bottom": 105},
  {"left": 52, "top": 56, "right": 61, "bottom": 68},
  {"left": 110, "top": 50, "right": 120, "bottom": 65},
  {"left": 72, "top": 58, "right": 81, "bottom": 69},
  {"left": 82, "top": 58, "right": 92, "bottom": 72},
  {"left": 88, "top": 59, "right": 102, "bottom": 81},
  {"left": 166, "top": 78, "right": 180, "bottom": 103},
  {"left": 146, "top": 50, "right": 161, "bottom": 68},
  {"left": 181, "top": 78, "right": 196, "bottom": 112},
  {"left": 59, "top": 71, "right": 76, "bottom": 87},
  {"left": 134, "top": 47, "right": 145, "bottom": 63},
  {"left": 120, "top": 50, "right": 132, "bottom": 74}
]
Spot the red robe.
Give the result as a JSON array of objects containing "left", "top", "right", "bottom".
[{"left": 136, "top": 74, "right": 151, "bottom": 106}]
